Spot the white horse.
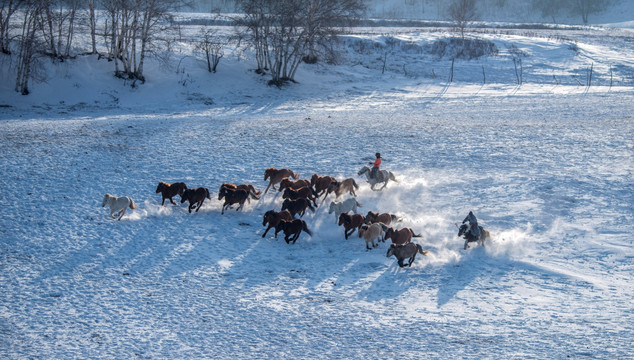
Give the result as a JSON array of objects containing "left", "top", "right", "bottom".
[
  {"left": 102, "top": 193, "right": 137, "bottom": 220},
  {"left": 357, "top": 166, "right": 398, "bottom": 191},
  {"left": 328, "top": 198, "right": 362, "bottom": 223}
]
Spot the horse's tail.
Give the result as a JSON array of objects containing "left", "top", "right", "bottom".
[
  {"left": 249, "top": 190, "right": 261, "bottom": 200},
  {"left": 129, "top": 198, "right": 137, "bottom": 209},
  {"left": 355, "top": 199, "right": 362, "bottom": 208},
  {"left": 303, "top": 221, "right": 312, "bottom": 236},
  {"left": 411, "top": 230, "right": 423, "bottom": 238},
  {"left": 205, "top": 188, "right": 211, "bottom": 200},
  {"left": 389, "top": 172, "right": 399, "bottom": 182},
  {"left": 352, "top": 179, "right": 359, "bottom": 189},
  {"left": 416, "top": 243, "right": 430, "bottom": 256}
]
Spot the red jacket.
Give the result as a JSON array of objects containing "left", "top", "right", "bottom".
[{"left": 372, "top": 158, "right": 382, "bottom": 168}]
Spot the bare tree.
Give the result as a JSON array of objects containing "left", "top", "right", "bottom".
[
  {"left": 103, "top": 0, "right": 192, "bottom": 82},
  {"left": 14, "top": 0, "right": 44, "bottom": 94},
  {"left": 84, "top": 0, "right": 97, "bottom": 54},
  {"left": 195, "top": 27, "right": 224, "bottom": 72},
  {"left": 448, "top": 0, "right": 477, "bottom": 40},
  {"left": 236, "top": 0, "right": 364, "bottom": 86},
  {"left": 0, "top": 0, "right": 24, "bottom": 54},
  {"left": 575, "top": 0, "right": 609, "bottom": 24}
]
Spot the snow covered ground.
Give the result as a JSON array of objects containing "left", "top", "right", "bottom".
[{"left": 0, "top": 17, "right": 633, "bottom": 360}]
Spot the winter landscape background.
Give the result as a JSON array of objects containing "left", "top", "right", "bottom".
[{"left": 0, "top": 0, "right": 633, "bottom": 359}]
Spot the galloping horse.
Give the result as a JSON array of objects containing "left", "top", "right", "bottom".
[
  {"left": 102, "top": 194, "right": 137, "bottom": 220},
  {"left": 358, "top": 165, "right": 398, "bottom": 191},
  {"left": 155, "top": 181, "right": 187, "bottom": 206},
  {"left": 264, "top": 168, "right": 298, "bottom": 194}
]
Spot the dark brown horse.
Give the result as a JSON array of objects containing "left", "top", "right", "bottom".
[
  {"left": 180, "top": 187, "right": 211, "bottom": 213},
  {"left": 382, "top": 226, "right": 422, "bottom": 246},
  {"left": 155, "top": 181, "right": 187, "bottom": 206},
  {"left": 219, "top": 183, "right": 261, "bottom": 202},
  {"left": 264, "top": 168, "right": 298, "bottom": 194},
  {"left": 218, "top": 186, "right": 260, "bottom": 215},
  {"left": 281, "top": 198, "right": 315, "bottom": 218},
  {"left": 311, "top": 174, "right": 336, "bottom": 197},
  {"left": 386, "top": 243, "right": 429, "bottom": 267},
  {"left": 282, "top": 186, "right": 318, "bottom": 207},
  {"left": 278, "top": 177, "right": 311, "bottom": 193},
  {"left": 262, "top": 210, "right": 293, "bottom": 238},
  {"left": 275, "top": 219, "right": 312, "bottom": 244},
  {"left": 364, "top": 211, "right": 402, "bottom": 226},
  {"left": 338, "top": 212, "right": 365, "bottom": 239},
  {"left": 324, "top": 178, "right": 359, "bottom": 200}
]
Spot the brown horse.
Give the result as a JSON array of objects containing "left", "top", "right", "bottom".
[
  {"left": 364, "top": 211, "right": 402, "bottom": 226},
  {"left": 382, "top": 226, "right": 422, "bottom": 246},
  {"left": 219, "top": 183, "right": 261, "bottom": 202},
  {"left": 278, "top": 177, "right": 311, "bottom": 193},
  {"left": 338, "top": 212, "right": 365, "bottom": 240},
  {"left": 180, "top": 187, "right": 211, "bottom": 213},
  {"left": 311, "top": 174, "right": 336, "bottom": 197},
  {"left": 264, "top": 168, "right": 298, "bottom": 194},
  {"left": 281, "top": 198, "right": 315, "bottom": 218},
  {"left": 324, "top": 178, "right": 359, "bottom": 200},
  {"left": 155, "top": 181, "right": 187, "bottom": 206},
  {"left": 275, "top": 219, "right": 312, "bottom": 244},
  {"left": 262, "top": 210, "right": 293, "bottom": 238},
  {"left": 218, "top": 186, "right": 260, "bottom": 214},
  {"left": 282, "top": 186, "right": 318, "bottom": 207},
  {"left": 386, "top": 243, "right": 429, "bottom": 267}
]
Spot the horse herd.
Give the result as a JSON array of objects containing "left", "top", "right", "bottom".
[{"left": 102, "top": 166, "right": 488, "bottom": 268}]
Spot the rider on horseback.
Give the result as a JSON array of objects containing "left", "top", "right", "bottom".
[
  {"left": 462, "top": 211, "right": 482, "bottom": 239},
  {"left": 369, "top": 153, "right": 381, "bottom": 180}
]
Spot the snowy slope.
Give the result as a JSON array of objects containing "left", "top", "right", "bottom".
[{"left": 0, "top": 14, "right": 633, "bottom": 360}]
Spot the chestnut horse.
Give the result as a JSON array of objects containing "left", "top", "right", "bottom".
[
  {"left": 262, "top": 210, "right": 293, "bottom": 238},
  {"left": 181, "top": 187, "right": 211, "bottom": 213},
  {"left": 338, "top": 212, "right": 365, "bottom": 240},
  {"left": 382, "top": 226, "right": 422, "bottom": 246},
  {"left": 364, "top": 211, "right": 402, "bottom": 226},
  {"left": 281, "top": 198, "right": 315, "bottom": 218},
  {"left": 324, "top": 178, "right": 358, "bottom": 201},
  {"left": 275, "top": 219, "right": 312, "bottom": 244},
  {"left": 156, "top": 182, "right": 187, "bottom": 206},
  {"left": 386, "top": 243, "right": 429, "bottom": 267},
  {"left": 264, "top": 168, "right": 298, "bottom": 194},
  {"left": 311, "top": 174, "right": 336, "bottom": 197},
  {"left": 278, "top": 177, "right": 311, "bottom": 193},
  {"left": 282, "top": 186, "right": 318, "bottom": 207},
  {"left": 218, "top": 186, "right": 260, "bottom": 215}
]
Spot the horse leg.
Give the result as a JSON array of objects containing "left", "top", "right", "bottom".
[
  {"left": 408, "top": 255, "right": 415, "bottom": 267},
  {"left": 292, "top": 231, "right": 300, "bottom": 244},
  {"left": 463, "top": 239, "right": 469, "bottom": 250},
  {"left": 117, "top": 208, "right": 126, "bottom": 220},
  {"left": 169, "top": 197, "right": 177, "bottom": 205},
  {"left": 262, "top": 225, "right": 271, "bottom": 238},
  {"left": 397, "top": 259, "right": 405, "bottom": 267},
  {"left": 161, "top": 197, "right": 166, "bottom": 206}
]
